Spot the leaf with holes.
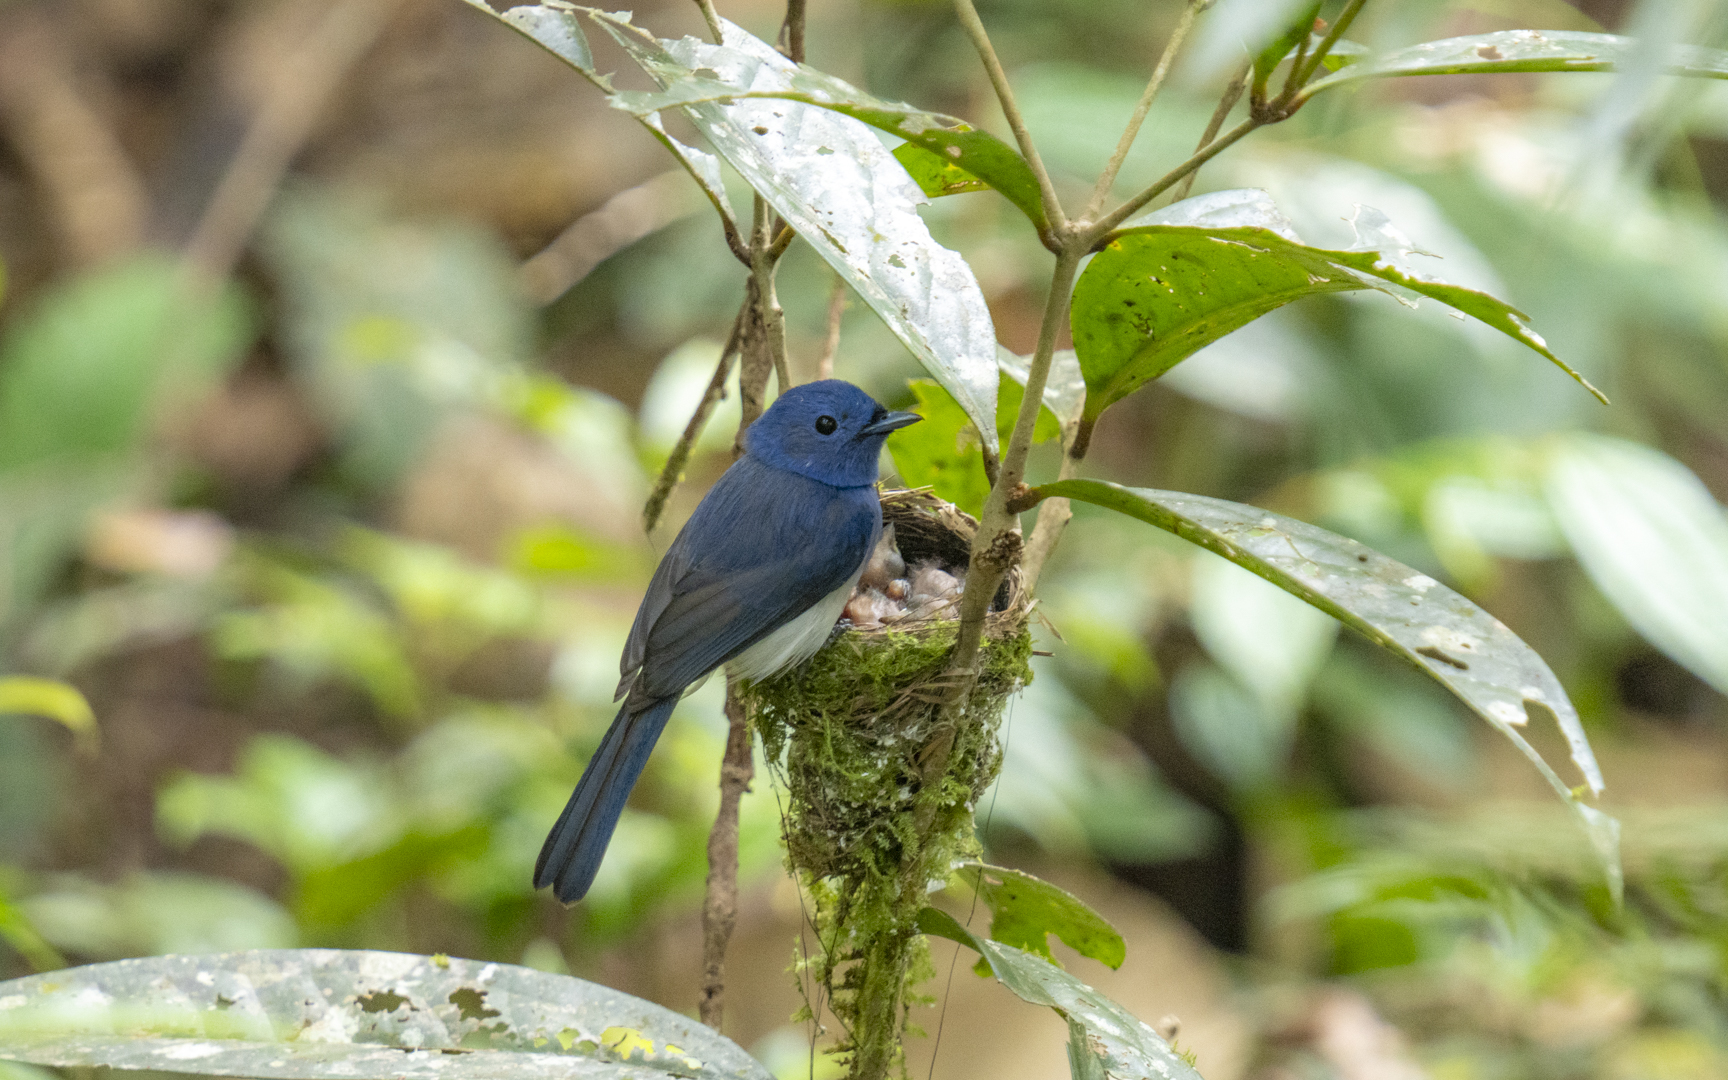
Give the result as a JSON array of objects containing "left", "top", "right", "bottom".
[
  {"left": 1071, "top": 190, "right": 1601, "bottom": 449},
  {"left": 0, "top": 949, "right": 771, "bottom": 1080},
  {"left": 610, "top": 58, "right": 1046, "bottom": 232},
  {"left": 582, "top": 12, "right": 1002, "bottom": 451},
  {"left": 894, "top": 143, "right": 991, "bottom": 198},
  {"left": 1035, "top": 478, "right": 1620, "bottom": 896},
  {"left": 918, "top": 909, "right": 1203, "bottom": 1080},
  {"left": 459, "top": 2, "right": 739, "bottom": 241},
  {"left": 1305, "top": 29, "right": 1728, "bottom": 96},
  {"left": 961, "top": 862, "right": 1125, "bottom": 970}
]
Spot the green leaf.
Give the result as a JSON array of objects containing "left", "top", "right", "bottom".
[
  {"left": 886, "top": 380, "right": 990, "bottom": 517},
  {"left": 1306, "top": 29, "right": 1728, "bottom": 96},
  {"left": 1035, "top": 479, "right": 1620, "bottom": 896},
  {"left": 0, "top": 677, "right": 96, "bottom": 755},
  {"left": 960, "top": 862, "right": 1126, "bottom": 970},
  {"left": 1253, "top": 2, "right": 1321, "bottom": 86},
  {"left": 609, "top": 62, "right": 1046, "bottom": 233},
  {"left": 1065, "top": 1016, "right": 1109, "bottom": 1080},
  {"left": 17, "top": 872, "right": 297, "bottom": 959},
  {"left": 0, "top": 949, "right": 772, "bottom": 1079},
  {"left": 0, "top": 891, "right": 63, "bottom": 973},
  {"left": 996, "top": 346, "right": 1085, "bottom": 438},
  {"left": 887, "top": 377, "right": 1058, "bottom": 516},
  {"left": 1545, "top": 435, "right": 1728, "bottom": 698},
  {"left": 461, "top": 2, "right": 739, "bottom": 236},
  {"left": 483, "top": 7, "right": 1002, "bottom": 453},
  {"left": 0, "top": 255, "right": 250, "bottom": 470},
  {"left": 916, "top": 909, "right": 1204, "bottom": 1080},
  {"left": 893, "top": 143, "right": 991, "bottom": 198},
  {"left": 1072, "top": 190, "right": 1603, "bottom": 431}
]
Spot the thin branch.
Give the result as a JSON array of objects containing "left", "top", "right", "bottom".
[
  {"left": 815, "top": 275, "right": 846, "bottom": 381},
  {"left": 1088, "top": 116, "right": 1257, "bottom": 241},
  {"left": 949, "top": 245, "right": 1083, "bottom": 676},
  {"left": 1292, "top": 0, "right": 1368, "bottom": 90},
  {"left": 699, "top": 676, "right": 755, "bottom": 1030},
  {"left": 1019, "top": 449, "right": 1081, "bottom": 591},
  {"left": 751, "top": 202, "right": 792, "bottom": 393},
  {"left": 519, "top": 169, "right": 699, "bottom": 304},
  {"left": 1083, "top": 0, "right": 1204, "bottom": 220},
  {"left": 783, "top": 0, "right": 807, "bottom": 62},
  {"left": 1279, "top": 29, "right": 1312, "bottom": 106},
  {"left": 182, "top": 0, "right": 401, "bottom": 283},
  {"left": 693, "top": 0, "right": 724, "bottom": 44},
  {"left": 642, "top": 302, "right": 746, "bottom": 533},
  {"left": 0, "top": 8, "right": 148, "bottom": 268},
  {"left": 950, "top": 0, "right": 1067, "bottom": 236},
  {"left": 1170, "top": 56, "right": 1249, "bottom": 204}
]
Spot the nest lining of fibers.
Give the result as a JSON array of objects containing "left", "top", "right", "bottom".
[{"left": 744, "top": 488, "right": 1034, "bottom": 1072}]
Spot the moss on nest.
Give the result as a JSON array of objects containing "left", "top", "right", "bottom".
[{"left": 744, "top": 489, "right": 1033, "bottom": 1079}]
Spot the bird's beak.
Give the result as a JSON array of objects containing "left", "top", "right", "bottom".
[{"left": 861, "top": 410, "right": 921, "bottom": 436}]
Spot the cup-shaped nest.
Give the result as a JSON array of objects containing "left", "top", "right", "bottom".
[{"left": 748, "top": 488, "right": 1033, "bottom": 903}]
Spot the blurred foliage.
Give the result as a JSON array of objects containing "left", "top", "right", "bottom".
[{"left": 1, "top": 0, "right": 1727, "bottom": 1077}]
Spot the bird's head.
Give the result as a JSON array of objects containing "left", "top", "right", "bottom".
[{"left": 744, "top": 379, "right": 920, "bottom": 487}]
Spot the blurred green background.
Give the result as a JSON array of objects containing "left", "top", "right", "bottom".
[{"left": 3, "top": 0, "right": 1728, "bottom": 1077}]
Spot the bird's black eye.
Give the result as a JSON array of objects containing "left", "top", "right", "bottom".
[{"left": 814, "top": 415, "right": 838, "bottom": 435}]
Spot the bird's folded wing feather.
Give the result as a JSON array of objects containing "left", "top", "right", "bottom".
[{"left": 621, "top": 460, "right": 879, "bottom": 705}]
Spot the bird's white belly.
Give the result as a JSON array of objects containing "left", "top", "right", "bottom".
[{"left": 728, "top": 570, "right": 861, "bottom": 683}]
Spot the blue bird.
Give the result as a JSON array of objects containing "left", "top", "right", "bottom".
[{"left": 535, "top": 379, "right": 920, "bottom": 903}]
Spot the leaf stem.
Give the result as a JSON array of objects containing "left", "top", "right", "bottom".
[
  {"left": 783, "top": 0, "right": 807, "bottom": 61},
  {"left": 1293, "top": 0, "right": 1368, "bottom": 87},
  {"left": 1170, "top": 56, "right": 1249, "bottom": 204},
  {"left": 950, "top": 0, "right": 1068, "bottom": 238},
  {"left": 1083, "top": 0, "right": 1204, "bottom": 220},
  {"left": 1089, "top": 116, "right": 1258, "bottom": 240},
  {"left": 693, "top": 0, "right": 724, "bottom": 44}
]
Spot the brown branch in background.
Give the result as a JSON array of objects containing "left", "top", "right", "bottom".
[
  {"left": 181, "top": 0, "right": 402, "bottom": 284},
  {"left": 641, "top": 302, "right": 747, "bottom": 533},
  {"left": 521, "top": 170, "right": 702, "bottom": 304},
  {"left": 814, "top": 275, "right": 846, "bottom": 381},
  {"left": 699, "top": 676, "right": 755, "bottom": 1030},
  {"left": 782, "top": 0, "right": 807, "bottom": 62},
  {"left": 0, "top": 6, "right": 148, "bottom": 268}
]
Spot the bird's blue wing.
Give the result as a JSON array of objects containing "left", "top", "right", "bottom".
[{"left": 620, "top": 457, "right": 880, "bottom": 705}]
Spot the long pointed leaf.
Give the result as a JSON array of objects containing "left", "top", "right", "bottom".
[
  {"left": 0, "top": 949, "right": 771, "bottom": 1080},
  {"left": 1306, "top": 29, "right": 1728, "bottom": 96},
  {"left": 1074, "top": 191, "right": 1602, "bottom": 429},
  {"left": 612, "top": 68, "right": 1046, "bottom": 233},
  {"left": 459, "top": 3, "right": 740, "bottom": 258},
  {"left": 917, "top": 909, "right": 1204, "bottom": 1080},
  {"left": 1036, "top": 479, "right": 1620, "bottom": 895},
  {"left": 588, "top": 12, "right": 1002, "bottom": 451}
]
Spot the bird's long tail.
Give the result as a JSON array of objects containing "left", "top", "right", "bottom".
[{"left": 535, "top": 696, "right": 677, "bottom": 904}]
